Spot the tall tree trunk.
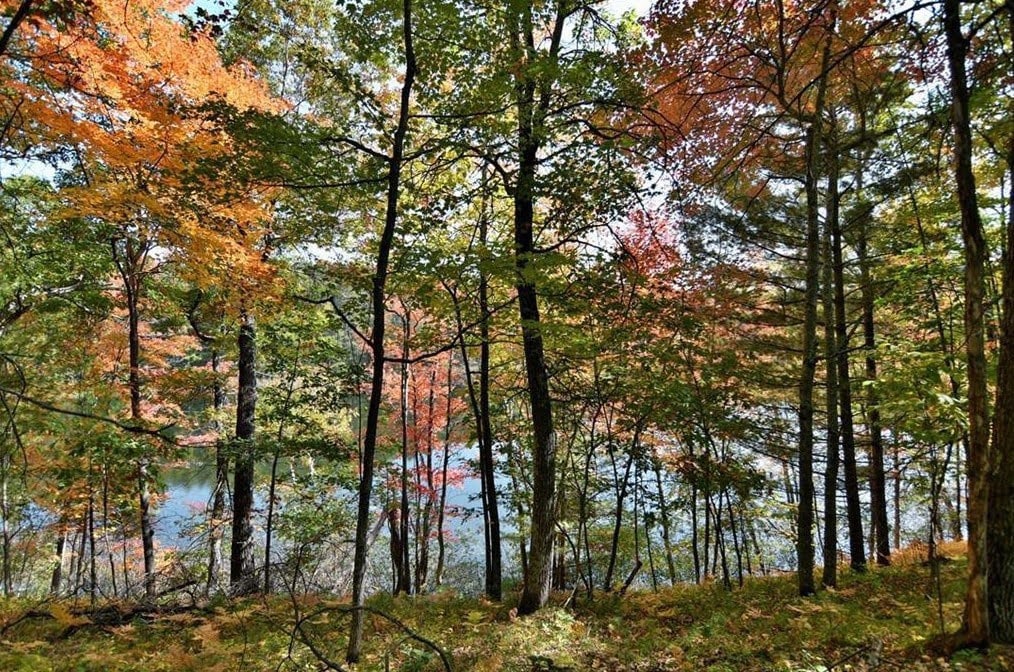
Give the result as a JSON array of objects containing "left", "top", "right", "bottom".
[
  {"left": 230, "top": 311, "right": 257, "bottom": 595},
  {"left": 828, "top": 133, "right": 866, "bottom": 573},
  {"left": 652, "top": 455, "right": 677, "bottom": 586},
  {"left": 346, "top": 1, "right": 414, "bottom": 660},
  {"left": 112, "top": 239, "right": 156, "bottom": 600},
  {"left": 822, "top": 202, "right": 840, "bottom": 589},
  {"left": 394, "top": 310, "right": 412, "bottom": 595},
  {"left": 797, "top": 0, "right": 836, "bottom": 599},
  {"left": 477, "top": 208, "right": 502, "bottom": 600},
  {"left": 944, "top": 0, "right": 990, "bottom": 646},
  {"left": 434, "top": 355, "right": 454, "bottom": 589},
  {"left": 859, "top": 213, "right": 890, "bottom": 566},
  {"left": 797, "top": 117, "right": 823, "bottom": 598},
  {"left": 510, "top": 0, "right": 563, "bottom": 616},
  {"left": 987, "top": 19, "right": 1014, "bottom": 639}
]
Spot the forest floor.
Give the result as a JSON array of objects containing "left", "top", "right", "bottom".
[{"left": 1, "top": 541, "right": 1011, "bottom": 671}]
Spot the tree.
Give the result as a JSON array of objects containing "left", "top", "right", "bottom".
[
  {"left": 943, "top": 0, "right": 990, "bottom": 646},
  {"left": 345, "top": 0, "right": 415, "bottom": 660}
]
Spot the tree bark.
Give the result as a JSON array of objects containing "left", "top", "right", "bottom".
[
  {"left": 821, "top": 191, "right": 840, "bottom": 589},
  {"left": 859, "top": 212, "right": 890, "bottom": 566},
  {"left": 477, "top": 208, "right": 502, "bottom": 600},
  {"left": 230, "top": 311, "right": 257, "bottom": 595},
  {"left": 987, "top": 12, "right": 1014, "bottom": 638},
  {"left": 828, "top": 133, "right": 866, "bottom": 574},
  {"left": 206, "top": 349, "right": 228, "bottom": 596},
  {"left": 510, "top": 0, "right": 563, "bottom": 616},
  {"left": 944, "top": 0, "right": 990, "bottom": 646},
  {"left": 111, "top": 238, "right": 155, "bottom": 600},
  {"left": 795, "top": 6, "right": 834, "bottom": 597},
  {"left": 797, "top": 120, "right": 822, "bottom": 598},
  {"left": 345, "top": 0, "right": 414, "bottom": 660}
]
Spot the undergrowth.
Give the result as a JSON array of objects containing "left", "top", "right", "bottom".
[{"left": 1, "top": 542, "right": 1011, "bottom": 671}]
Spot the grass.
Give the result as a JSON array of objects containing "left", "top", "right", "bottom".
[{"left": 1, "top": 542, "right": 1012, "bottom": 671}]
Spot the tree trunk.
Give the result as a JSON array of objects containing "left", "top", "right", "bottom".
[
  {"left": 829, "top": 133, "right": 866, "bottom": 574},
  {"left": 230, "top": 311, "right": 258, "bottom": 595},
  {"left": 603, "top": 444, "right": 635, "bottom": 592},
  {"left": 435, "top": 355, "right": 454, "bottom": 589},
  {"left": 394, "top": 310, "right": 412, "bottom": 595},
  {"left": 345, "top": 1, "right": 414, "bottom": 660},
  {"left": 510, "top": 0, "right": 562, "bottom": 616},
  {"left": 796, "top": 117, "right": 822, "bottom": 598},
  {"left": 987, "top": 19, "right": 1014, "bottom": 639},
  {"left": 206, "top": 349, "right": 228, "bottom": 596},
  {"left": 50, "top": 528, "right": 65, "bottom": 596},
  {"left": 477, "top": 209, "right": 502, "bottom": 600},
  {"left": 1, "top": 449, "right": 11, "bottom": 597},
  {"left": 858, "top": 211, "right": 890, "bottom": 566},
  {"left": 821, "top": 205, "right": 840, "bottom": 589},
  {"left": 944, "top": 0, "right": 990, "bottom": 646},
  {"left": 652, "top": 455, "right": 677, "bottom": 586},
  {"left": 112, "top": 238, "right": 156, "bottom": 600}
]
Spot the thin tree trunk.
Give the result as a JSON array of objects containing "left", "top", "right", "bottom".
[
  {"left": 894, "top": 441, "right": 902, "bottom": 550},
  {"left": 828, "top": 133, "right": 866, "bottom": 573},
  {"left": 477, "top": 207, "right": 502, "bottom": 600},
  {"left": 398, "top": 310, "right": 412, "bottom": 595},
  {"left": 88, "top": 471, "right": 96, "bottom": 604},
  {"left": 859, "top": 215, "right": 890, "bottom": 566},
  {"left": 435, "top": 355, "right": 454, "bottom": 588},
  {"left": 653, "top": 455, "right": 677, "bottom": 586},
  {"left": 797, "top": 117, "right": 823, "bottom": 598},
  {"left": 603, "top": 443, "right": 635, "bottom": 592},
  {"left": 207, "top": 349, "right": 228, "bottom": 596},
  {"left": 103, "top": 467, "right": 117, "bottom": 598},
  {"left": 112, "top": 239, "right": 156, "bottom": 600},
  {"left": 346, "top": 1, "right": 415, "bottom": 659},
  {"left": 822, "top": 194, "right": 840, "bottom": 589},
  {"left": 1, "top": 451, "right": 11, "bottom": 597}
]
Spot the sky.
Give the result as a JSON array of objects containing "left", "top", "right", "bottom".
[{"left": 606, "top": 0, "right": 654, "bottom": 17}]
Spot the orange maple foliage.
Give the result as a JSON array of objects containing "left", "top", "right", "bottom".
[
  {"left": 7, "top": 0, "right": 285, "bottom": 295},
  {"left": 643, "top": 0, "right": 890, "bottom": 192}
]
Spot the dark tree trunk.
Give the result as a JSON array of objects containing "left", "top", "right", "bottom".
[
  {"left": 230, "top": 311, "right": 257, "bottom": 595},
  {"left": 652, "top": 456, "right": 677, "bottom": 586},
  {"left": 477, "top": 212, "right": 502, "bottom": 600},
  {"left": 944, "top": 0, "right": 990, "bottom": 645},
  {"left": 828, "top": 137, "right": 866, "bottom": 574},
  {"left": 510, "top": 0, "right": 563, "bottom": 616},
  {"left": 797, "top": 117, "right": 822, "bottom": 598},
  {"left": 346, "top": 1, "right": 414, "bottom": 660},
  {"left": 821, "top": 205, "right": 839, "bottom": 588},
  {"left": 434, "top": 357, "right": 453, "bottom": 588},
  {"left": 603, "top": 444, "right": 635, "bottom": 592},
  {"left": 988, "top": 16, "right": 1014, "bottom": 639},
  {"left": 394, "top": 312, "right": 412, "bottom": 595},
  {"left": 859, "top": 215, "right": 890, "bottom": 566}
]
